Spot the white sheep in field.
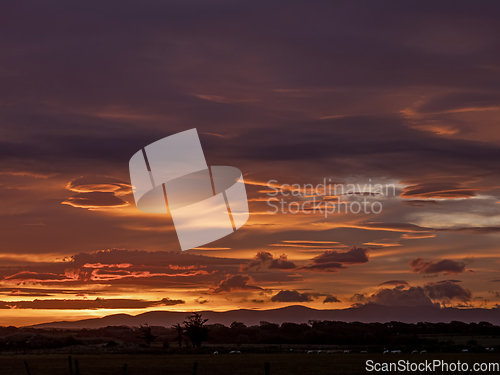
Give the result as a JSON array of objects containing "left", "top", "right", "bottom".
[
  {"left": 307, "top": 350, "right": 314, "bottom": 354},
  {"left": 229, "top": 350, "right": 241, "bottom": 354},
  {"left": 343, "top": 350, "right": 350, "bottom": 354},
  {"left": 213, "top": 351, "right": 219, "bottom": 355}
]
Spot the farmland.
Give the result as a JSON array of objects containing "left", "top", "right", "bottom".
[{"left": 2, "top": 352, "right": 499, "bottom": 375}]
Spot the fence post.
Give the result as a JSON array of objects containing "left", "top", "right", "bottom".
[
  {"left": 75, "top": 359, "right": 80, "bottom": 375},
  {"left": 69, "top": 355, "right": 73, "bottom": 375},
  {"left": 24, "top": 361, "right": 31, "bottom": 375},
  {"left": 123, "top": 363, "right": 128, "bottom": 375},
  {"left": 265, "top": 362, "right": 270, "bottom": 375},
  {"left": 192, "top": 361, "right": 198, "bottom": 375}
]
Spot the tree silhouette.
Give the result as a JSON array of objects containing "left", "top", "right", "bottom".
[
  {"left": 137, "top": 324, "right": 158, "bottom": 347},
  {"left": 173, "top": 323, "right": 183, "bottom": 349},
  {"left": 183, "top": 313, "right": 209, "bottom": 348}
]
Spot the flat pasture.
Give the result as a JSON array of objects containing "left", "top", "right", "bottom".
[{"left": 1, "top": 352, "right": 498, "bottom": 375}]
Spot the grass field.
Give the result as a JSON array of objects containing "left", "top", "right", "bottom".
[{"left": 1, "top": 353, "right": 499, "bottom": 375}]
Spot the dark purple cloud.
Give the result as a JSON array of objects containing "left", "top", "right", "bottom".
[
  {"left": 271, "top": 290, "right": 313, "bottom": 303},
  {"left": 362, "top": 281, "right": 472, "bottom": 307},
  {"left": 241, "top": 251, "right": 296, "bottom": 271},
  {"left": 210, "top": 274, "right": 262, "bottom": 294},
  {"left": 301, "top": 247, "right": 368, "bottom": 273},
  {"left": 409, "top": 258, "right": 467, "bottom": 274},
  {"left": 301, "top": 262, "right": 346, "bottom": 273},
  {"left": 437, "top": 279, "right": 462, "bottom": 284},
  {"left": 424, "top": 281, "right": 472, "bottom": 302},
  {"left": 378, "top": 280, "right": 409, "bottom": 287},
  {"left": 323, "top": 295, "right": 341, "bottom": 303},
  {"left": 313, "top": 247, "right": 369, "bottom": 264},
  {"left": 369, "top": 286, "right": 436, "bottom": 307}
]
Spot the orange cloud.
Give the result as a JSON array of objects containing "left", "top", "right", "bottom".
[{"left": 0, "top": 297, "right": 184, "bottom": 310}]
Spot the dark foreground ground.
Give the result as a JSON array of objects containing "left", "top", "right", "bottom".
[{"left": 1, "top": 353, "right": 498, "bottom": 375}]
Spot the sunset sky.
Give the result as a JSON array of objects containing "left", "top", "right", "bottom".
[{"left": 1, "top": 1, "right": 500, "bottom": 326}]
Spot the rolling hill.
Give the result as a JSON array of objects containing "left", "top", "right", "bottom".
[{"left": 29, "top": 304, "right": 500, "bottom": 329}]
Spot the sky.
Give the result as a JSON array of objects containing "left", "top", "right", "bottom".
[{"left": 1, "top": 1, "right": 500, "bottom": 326}]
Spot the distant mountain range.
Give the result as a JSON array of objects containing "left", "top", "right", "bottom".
[{"left": 29, "top": 304, "right": 500, "bottom": 329}]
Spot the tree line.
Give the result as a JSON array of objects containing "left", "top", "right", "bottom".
[
  {"left": 0, "top": 315, "right": 499, "bottom": 352},
  {"left": 141, "top": 315, "right": 500, "bottom": 348}
]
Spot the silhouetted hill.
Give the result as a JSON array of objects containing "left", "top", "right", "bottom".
[{"left": 29, "top": 304, "right": 500, "bottom": 329}]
